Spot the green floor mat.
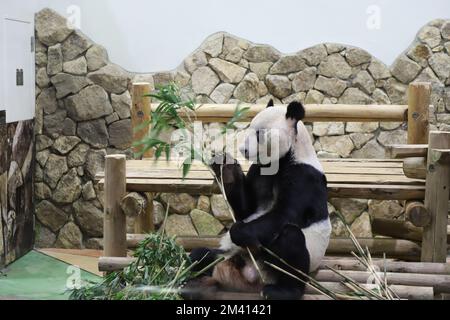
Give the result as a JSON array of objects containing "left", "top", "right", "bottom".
[{"left": 0, "top": 250, "right": 100, "bottom": 300}]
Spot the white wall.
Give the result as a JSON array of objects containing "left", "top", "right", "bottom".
[{"left": 36, "top": 0, "right": 450, "bottom": 73}]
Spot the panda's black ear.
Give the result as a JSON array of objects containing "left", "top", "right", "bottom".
[
  {"left": 266, "top": 99, "right": 274, "bottom": 108},
  {"left": 286, "top": 101, "right": 305, "bottom": 121}
]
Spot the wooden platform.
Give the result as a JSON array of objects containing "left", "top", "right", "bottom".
[{"left": 96, "top": 158, "right": 425, "bottom": 200}]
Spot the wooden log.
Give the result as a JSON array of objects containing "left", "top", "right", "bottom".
[
  {"left": 103, "top": 155, "right": 127, "bottom": 258},
  {"left": 315, "top": 270, "right": 450, "bottom": 294},
  {"left": 387, "top": 145, "right": 428, "bottom": 159},
  {"left": 131, "top": 82, "right": 153, "bottom": 158},
  {"left": 98, "top": 256, "right": 135, "bottom": 272},
  {"left": 372, "top": 218, "right": 423, "bottom": 242},
  {"left": 407, "top": 82, "right": 430, "bottom": 144},
  {"left": 403, "top": 157, "right": 427, "bottom": 180},
  {"left": 405, "top": 200, "right": 430, "bottom": 227},
  {"left": 422, "top": 131, "right": 450, "bottom": 262},
  {"left": 150, "top": 103, "right": 408, "bottom": 122},
  {"left": 126, "top": 234, "right": 421, "bottom": 260},
  {"left": 120, "top": 192, "right": 147, "bottom": 218},
  {"left": 134, "top": 192, "right": 154, "bottom": 234}
]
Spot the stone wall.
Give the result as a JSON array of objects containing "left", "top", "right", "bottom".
[{"left": 34, "top": 8, "right": 450, "bottom": 248}]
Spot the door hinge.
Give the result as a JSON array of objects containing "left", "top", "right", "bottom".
[{"left": 31, "top": 36, "right": 35, "bottom": 53}]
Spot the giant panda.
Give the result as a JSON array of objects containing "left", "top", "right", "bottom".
[{"left": 187, "top": 100, "right": 331, "bottom": 300}]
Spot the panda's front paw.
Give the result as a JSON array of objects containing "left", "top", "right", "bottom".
[
  {"left": 230, "top": 221, "right": 259, "bottom": 247},
  {"left": 209, "top": 153, "right": 241, "bottom": 184}
]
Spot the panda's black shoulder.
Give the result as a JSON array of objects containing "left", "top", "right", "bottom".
[{"left": 281, "top": 162, "right": 327, "bottom": 188}]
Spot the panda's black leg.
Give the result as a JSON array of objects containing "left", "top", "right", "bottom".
[
  {"left": 189, "top": 248, "right": 224, "bottom": 276},
  {"left": 261, "top": 224, "right": 310, "bottom": 300}
]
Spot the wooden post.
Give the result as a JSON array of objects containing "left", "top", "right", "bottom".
[
  {"left": 421, "top": 131, "right": 450, "bottom": 262},
  {"left": 407, "top": 82, "right": 431, "bottom": 144},
  {"left": 131, "top": 82, "right": 153, "bottom": 159},
  {"left": 131, "top": 82, "right": 154, "bottom": 234},
  {"left": 104, "top": 155, "right": 127, "bottom": 257}
]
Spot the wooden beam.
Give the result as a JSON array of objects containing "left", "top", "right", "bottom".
[
  {"left": 405, "top": 200, "right": 430, "bottom": 227},
  {"left": 120, "top": 192, "right": 147, "bottom": 218},
  {"left": 407, "top": 82, "right": 431, "bottom": 144},
  {"left": 386, "top": 145, "right": 428, "bottom": 159},
  {"left": 103, "top": 155, "right": 127, "bottom": 258},
  {"left": 131, "top": 82, "right": 153, "bottom": 158},
  {"left": 403, "top": 157, "right": 427, "bottom": 180},
  {"left": 422, "top": 131, "right": 450, "bottom": 262},
  {"left": 150, "top": 103, "right": 408, "bottom": 122},
  {"left": 372, "top": 218, "right": 423, "bottom": 242}
]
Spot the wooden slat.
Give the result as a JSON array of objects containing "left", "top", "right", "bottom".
[
  {"left": 150, "top": 103, "right": 408, "bottom": 122},
  {"left": 327, "top": 184, "right": 425, "bottom": 200}
]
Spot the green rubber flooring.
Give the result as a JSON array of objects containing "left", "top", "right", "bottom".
[{"left": 0, "top": 250, "right": 100, "bottom": 300}]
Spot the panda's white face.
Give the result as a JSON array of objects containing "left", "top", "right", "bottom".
[{"left": 239, "top": 105, "right": 297, "bottom": 163}]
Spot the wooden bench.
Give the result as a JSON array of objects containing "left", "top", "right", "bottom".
[{"left": 96, "top": 81, "right": 450, "bottom": 299}]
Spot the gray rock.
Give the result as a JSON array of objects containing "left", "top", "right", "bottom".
[
  {"left": 384, "top": 78, "right": 408, "bottom": 104},
  {"left": 184, "top": 51, "right": 208, "bottom": 74},
  {"left": 223, "top": 35, "right": 250, "bottom": 55},
  {"left": 330, "top": 214, "right": 348, "bottom": 237},
  {"left": 44, "top": 154, "right": 68, "bottom": 189},
  {"left": 160, "top": 193, "right": 196, "bottom": 215},
  {"left": 174, "top": 70, "right": 190, "bottom": 87},
  {"left": 270, "top": 55, "right": 307, "bottom": 74},
  {"left": 111, "top": 91, "right": 132, "bottom": 119},
  {"left": 377, "top": 129, "right": 407, "bottom": 146},
  {"left": 85, "top": 238, "right": 103, "bottom": 250},
  {"left": 429, "top": 53, "right": 450, "bottom": 81},
  {"left": 313, "top": 122, "right": 345, "bottom": 137},
  {"left": 353, "top": 70, "right": 375, "bottom": 94},
  {"left": 61, "top": 30, "right": 93, "bottom": 61},
  {"left": 201, "top": 33, "right": 223, "bottom": 57},
  {"left": 36, "top": 135, "right": 54, "bottom": 152},
  {"left": 85, "top": 149, "right": 106, "bottom": 180},
  {"left": 391, "top": 55, "right": 422, "bottom": 83},
  {"left": 35, "top": 222, "right": 56, "bottom": 248},
  {"left": 44, "top": 109, "right": 67, "bottom": 136},
  {"left": 282, "top": 92, "right": 306, "bottom": 104},
  {"left": 441, "top": 21, "right": 450, "bottom": 40},
  {"left": 210, "top": 194, "right": 233, "bottom": 221},
  {"left": 197, "top": 195, "right": 211, "bottom": 213},
  {"left": 299, "top": 44, "right": 328, "bottom": 66},
  {"left": 35, "top": 200, "right": 69, "bottom": 232},
  {"left": 339, "top": 88, "right": 374, "bottom": 104},
  {"left": 349, "top": 133, "right": 374, "bottom": 149},
  {"left": 86, "top": 44, "right": 109, "bottom": 71},
  {"left": 37, "top": 87, "right": 58, "bottom": 115},
  {"left": 52, "top": 168, "right": 83, "bottom": 204},
  {"left": 368, "top": 200, "right": 403, "bottom": 220},
  {"left": 62, "top": 118, "right": 77, "bottom": 136},
  {"left": 47, "top": 44, "right": 63, "bottom": 76},
  {"left": 234, "top": 73, "right": 260, "bottom": 102},
  {"left": 415, "top": 67, "right": 441, "bottom": 84},
  {"left": 35, "top": 182, "right": 52, "bottom": 200},
  {"left": 314, "top": 76, "right": 347, "bottom": 97},
  {"left": 345, "top": 47, "right": 372, "bottom": 66},
  {"left": 77, "top": 119, "right": 109, "bottom": 148},
  {"left": 50, "top": 73, "right": 90, "bottom": 98},
  {"left": 68, "top": 143, "right": 90, "bottom": 167},
  {"left": 210, "top": 83, "right": 235, "bottom": 103},
  {"left": 318, "top": 54, "right": 352, "bottom": 79},
  {"left": 351, "top": 139, "right": 385, "bottom": 158},
  {"left": 305, "top": 90, "right": 325, "bottom": 104},
  {"left": 318, "top": 135, "right": 354, "bottom": 157},
  {"left": 191, "top": 66, "right": 220, "bottom": 95},
  {"left": 209, "top": 58, "right": 246, "bottom": 83},
  {"left": 63, "top": 56, "right": 87, "bottom": 75},
  {"left": 407, "top": 43, "right": 432, "bottom": 67},
  {"left": 329, "top": 198, "right": 368, "bottom": 224},
  {"left": 36, "top": 67, "right": 50, "bottom": 88},
  {"left": 190, "top": 209, "right": 224, "bottom": 236},
  {"left": 154, "top": 72, "right": 174, "bottom": 87},
  {"left": 66, "top": 85, "right": 113, "bottom": 121},
  {"left": 35, "top": 9, "right": 73, "bottom": 46},
  {"left": 225, "top": 47, "right": 244, "bottom": 63},
  {"left": 372, "top": 89, "right": 391, "bottom": 104},
  {"left": 36, "top": 52, "right": 48, "bottom": 68},
  {"left": 153, "top": 201, "right": 166, "bottom": 227},
  {"left": 88, "top": 64, "right": 129, "bottom": 94},
  {"left": 325, "top": 43, "right": 345, "bottom": 54},
  {"left": 164, "top": 214, "right": 198, "bottom": 237},
  {"left": 350, "top": 212, "right": 372, "bottom": 237},
  {"left": 249, "top": 62, "right": 273, "bottom": 80},
  {"left": 73, "top": 200, "right": 103, "bottom": 237},
  {"left": 53, "top": 136, "right": 81, "bottom": 155},
  {"left": 265, "top": 75, "right": 292, "bottom": 98},
  {"left": 418, "top": 26, "right": 442, "bottom": 48},
  {"left": 55, "top": 222, "right": 83, "bottom": 249},
  {"left": 108, "top": 119, "right": 132, "bottom": 149},
  {"left": 292, "top": 67, "right": 317, "bottom": 92},
  {"left": 346, "top": 122, "right": 379, "bottom": 133},
  {"left": 368, "top": 60, "right": 391, "bottom": 80},
  {"left": 243, "top": 45, "right": 281, "bottom": 62},
  {"left": 105, "top": 113, "right": 119, "bottom": 124}
]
